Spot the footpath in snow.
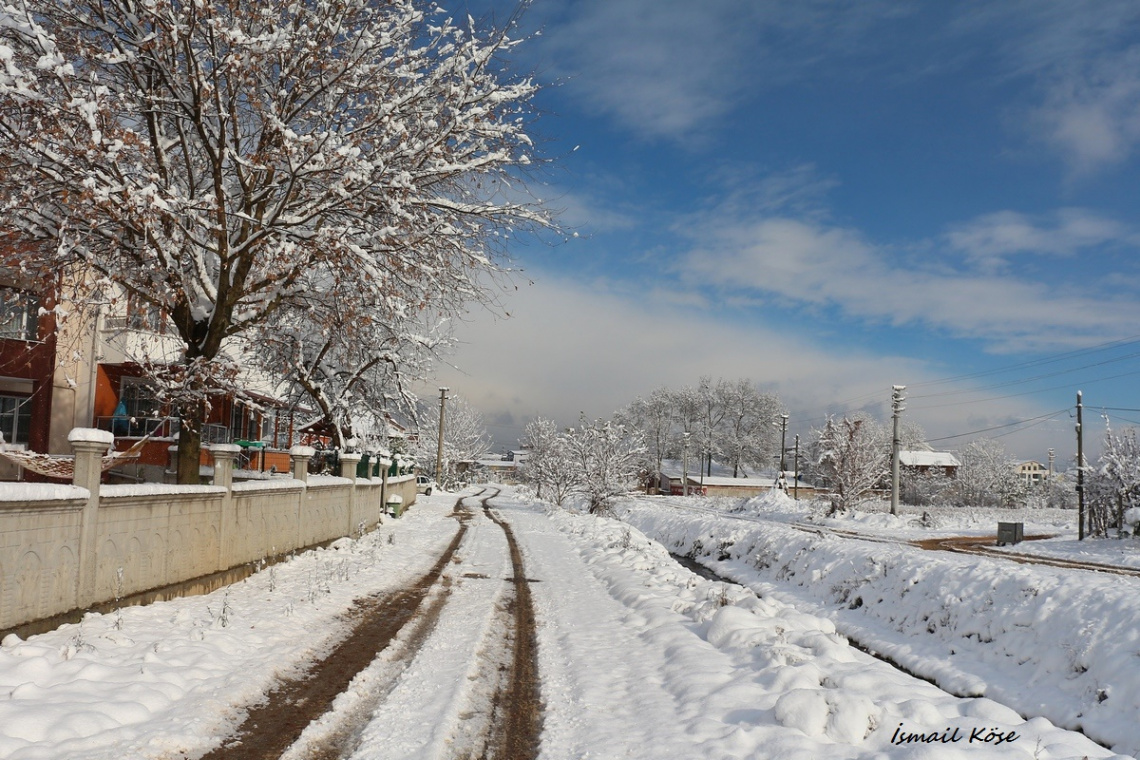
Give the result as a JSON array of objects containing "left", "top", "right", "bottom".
[{"left": 0, "top": 487, "right": 1126, "bottom": 759}]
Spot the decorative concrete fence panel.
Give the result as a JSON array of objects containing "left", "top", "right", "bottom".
[
  {"left": 353, "top": 480, "right": 384, "bottom": 532},
  {"left": 0, "top": 431, "right": 417, "bottom": 634},
  {"left": 94, "top": 487, "right": 225, "bottom": 600},
  {"left": 301, "top": 478, "right": 352, "bottom": 548},
  {"left": 229, "top": 481, "right": 306, "bottom": 566},
  {"left": 0, "top": 487, "right": 86, "bottom": 625}
]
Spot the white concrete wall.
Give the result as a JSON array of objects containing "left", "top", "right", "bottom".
[{"left": 0, "top": 442, "right": 417, "bottom": 633}]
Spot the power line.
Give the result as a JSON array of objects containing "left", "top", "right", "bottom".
[
  {"left": 905, "top": 333, "right": 1140, "bottom": 390},
  {"left": 925, "top": 408, "right": 1069, "bottom": 443},
  {"left": 911, "top": 367, "right": 1140, "bottom": 410},
  {"left": 787, "top": 334, "right": 1140, "bottom": 428},
  {"left": 909, "top": 349, "right": 1140, "bottom": 401},
  {"left": 990, "top": 412, "right": 1066, "bottom": 441}
]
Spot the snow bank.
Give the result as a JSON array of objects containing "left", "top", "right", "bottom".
[{"left": 617, "top": 497, "right": 1140, "bottom": 756}]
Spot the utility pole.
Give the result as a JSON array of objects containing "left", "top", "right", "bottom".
[
  {"left": 682, "top": 432, "right": 691, "bottom": 497},
  {"left": 435, "top": 387, "right": 449, "bottom": 488},
  {"left": 1076, "top": 390, "right": 1085, "bottom": 541},
  {"left": 793, "top": 434, "right": 800, "bottom": 500},
  {"left": 890, "top": 385, "right": 906, "bottom": 516},
  {"left": 779, "top": 414, "right": 789, "bottom": 473}
]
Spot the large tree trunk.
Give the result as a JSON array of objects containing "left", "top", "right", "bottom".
[{"left": 177, "top": 401, "right": 204, "bottom": 485}]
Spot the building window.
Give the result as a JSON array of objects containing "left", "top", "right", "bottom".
[
  {"left": 0, "top": 394, "right": 31, "bottom": 445},
  {"left": 0, "top": 287, "right": 40, "bottom": 342},
  {"left": 120, "top": 377, "right": 160, "bottom": 419},
  {"left": 229, "top": 400, "right": 263, "bottom": 442}
]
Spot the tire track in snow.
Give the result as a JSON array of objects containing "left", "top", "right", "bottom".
[
  {"left": 267, "top": 488, "right": 542, "bottom": 760},
  {"left": 478, "top": 492, "right": 543, "bottom": 760},
  {"left": 198, "top": 496, "right": 475, "bottom": 760}
]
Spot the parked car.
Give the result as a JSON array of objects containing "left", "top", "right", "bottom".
[{"left": 416, "top": 474, "right": 437, "bottom": 495}]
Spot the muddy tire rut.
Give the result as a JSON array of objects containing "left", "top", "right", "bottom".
[{"left": 199, "top": 489, "right": 543, "bottom": 760}]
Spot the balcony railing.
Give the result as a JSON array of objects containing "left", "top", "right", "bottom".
[{"left": 95, "top": 416, "right": 230, "bottom": 445}]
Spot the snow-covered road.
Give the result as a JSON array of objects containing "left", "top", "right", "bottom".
[{"left": 0, "top": 488, "right": 1126, "bottom": 759}]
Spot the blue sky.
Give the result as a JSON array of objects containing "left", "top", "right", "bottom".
[{"left": 432, "top": 0, "right": 1140, "bottom": 463}]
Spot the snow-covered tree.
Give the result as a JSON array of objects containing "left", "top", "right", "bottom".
[
  {"left": 1089, "top": 423, "right": 1140, "bottom": 535},
  {"left": 815, "top": 414, "right": 889, "bottom": 513},
  {"left": 253, "top": 270, "right": 448, "bottom": 449},
  {"left": 565, "top": 415, "right": 646, "bottom": 514},
  {"left": 519, "top": 417, "right": 579, "bottom": 505},
  {"left": 950, "top": 438, "right": 1023, "bottom": 508},
  {"left": 410, "top": 393, "right": 491, "bottom": 486},
  {"left": 716, "top": 378, "right": 785, "bottom": 477},
  {"left": 899, "top": 420, "right": 930, "bottom": 451},
  {"left": 0, "top": 0, "right": 551, "bottom": 481},
  {"left": 668, "top": 384, "right": 704, "bottom": 488},
  {"left": 616, "top": 387, "right": 674, "bottom": 480},
  {"left": 899, "top": 470, "right": 953, "bottom": 507},
  {"left": 695, "top": 376, "right": 725, "bottom": 478}
]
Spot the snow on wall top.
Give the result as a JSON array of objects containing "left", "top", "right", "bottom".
[
  {"left": 67, "top": 428, "right": 114, "bottom": 445},
  {"left": 0, "top": 483, "right": 89, "bottom": 501}
]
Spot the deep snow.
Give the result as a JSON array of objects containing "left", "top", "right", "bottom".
[{"left": 616, "top": 490, "right": 1140, "bottom": 757}]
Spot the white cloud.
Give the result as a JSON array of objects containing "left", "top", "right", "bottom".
[
  {"left": 946, "top": 208, "right": 1131, "bottom": 269},
  {"left": 550, "top": 188, "right": 638, "bottom": 235},
  {"left": 432, "top": 270, "right": 907, "bottom": 424},
  {"left": 537, "top": 1, "right": 748, "bottom": 139},
  {"left": 678, "top": 214, "right": 1140, "bottom": 350},
  {"left": 1030, "top": 48, "right": 1140, "bottom": 173},
  {"left": 952, "top": 2, "right": 1140, "bottom": 172},
  {"left": 535, "top": 0, "right": 905, "bottom": 141}
]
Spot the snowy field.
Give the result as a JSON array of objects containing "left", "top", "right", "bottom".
[
  {"left": 616, "top": 490, "right": 1140, "bottom": 757},
  {"left": 0, "top": 487, "right": 1128, "bottom": 759}
]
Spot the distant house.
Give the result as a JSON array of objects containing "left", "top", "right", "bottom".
[
  {"left": 699, "top": 475, "right": 777, "bottom": 498},
  {"left": 455, "top": 455, "right": 523, "bottom": 484},
  {"left": 1016, "top": 460, "right": 1049, "bottom": 486},
  {"left": 899, "top": 450, "right": 960, "bottom": 477}
]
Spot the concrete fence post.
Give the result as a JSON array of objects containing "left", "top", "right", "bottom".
[
  {"left": 210, "top": 443, "right": 240, "bottom": 571},
  {"left": 339, "top": 452, "right": 362, "bottom": 537},
  {"left": 378, "top": 454, "right": 392, "bottom": 526},
  {"left": 290, "top": 446, "right": 314, "bottom": 550},
  {"left": 71, "top": 428, "right": 113, "bottom": 608},
  {"left": 290, "top": 446, "right": 313, "bottom": 484}
]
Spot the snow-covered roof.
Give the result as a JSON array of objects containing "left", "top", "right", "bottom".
[
  {"left": 476, "top": 459, "right": 517, "bottom": 468},
  {"left": 899, "top": 450, "right": 960, "bottom": 468}
]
